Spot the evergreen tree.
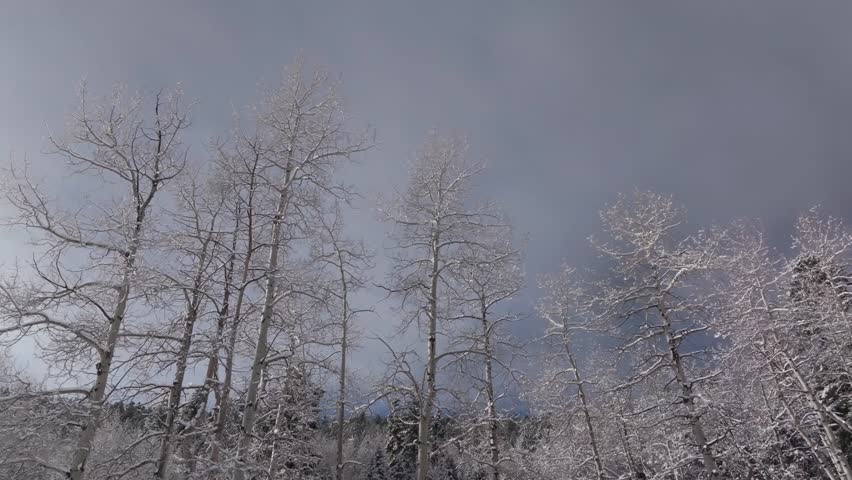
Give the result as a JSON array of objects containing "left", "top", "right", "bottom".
[
  {"left": 253, "top": 365, "right": 328, "bottom": 479},
  {"left": 363, "top": 447, "right": 389, "bottom": 480},
  {"left": 385, "top": 399, "right": 419, "bottom": 480},
  {"left": 428, "top": 412, "right": 460, "bottom": 480},
  {"left": 789, "top": 254, "right": 852, "bottom": 466},
  {"left": 428, "top": 452, "right": 460, "bottom": 480}
]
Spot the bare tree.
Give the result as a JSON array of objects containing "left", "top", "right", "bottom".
[
  {"left": 591, "top": 191, "right": 724, "bottom": 479},
  {"left": 151, "top": 168, "right": 230, "bottom": 479},
  {"left": 450, "top": 220, "right": 523, "bottom": 480},
  {"left": 232, "top": 61, "right": 372, "bottom": 480},
  {"left": 537, "top": 265, "right": 607, "bottom": 480},
  {"left": 206, "top": 125, "right": 268, "bottom": 472},
  {"left": 379, "top": 134, "right": 502, "bottom": 480},
  {"left": 0, "top": 85, "right": 189, "bottom": 479},
  {"left": 720, "top": 213, "right": 852, "bottom": 480},
  {"left": 314, "top": 203, "right": 372, "bottom": 480}
]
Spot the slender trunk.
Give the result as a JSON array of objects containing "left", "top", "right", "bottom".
[
  {"left": 203, "top": 226, "right": 237, "bottom": 410},
  {"left": 779, "top": 346, "right": 852, "bottom": 480},
  {"left": 154, "top": 302, "right": 201, "bottom": 478},
  {"left": 416, "top": 233, "right": 440, "bottom": 480},
  {"left": 617, "top": 416, "right": 640, "bottom": 479},
  {"left": 481, "top": 304, "right": 500, "bottom": 480},
  {"left": 203, "top": 303, "right": 227, "bottom": 407},
  {"left": 69, "top": 224, "right": 147, "bottom": 479},
  {"left": 183, "top": 223, "right": 236, "bottom": 477},
  {"left": 183, "top": 256, "right": 233, "bottom": 474},
  {"left": 267, "top": 403, "right": 284, "bottom": 478},
  {"left": 334, "top": 327, "right": 347, "bottom": 480},
  {"left": 234, "top": 185, "right": 289, "bottom": 480},
  {"left": 767, "top": 360, "right": 841, "bottom": 480},
  {"left": 209, "top": 276, "right": 244, "bottom": 468},
  {"left": 335, "top": 256, "right": 350, "bottom": 480},
  {"left": 211, "top": 176, "right": 256, "bottom": 471},
  {"left": 562, "top": 329, "right": 605, "bottom": 480},
  {"left": 184, "top": 255, "right": 233, "bottom": 476},
  {"left": 154, "top": 233, "right": 213, "bottom": 479},
  {"left": 758, "top": 380, "right": 789, "bottom": 473},
  {"left": 68, "top": 104, "right": 168, "bottom": 479},
  {"left": 757, "top": 283, "right": 852, "bottom": 480},
  {"left": 657, "top": 301, "right": 719, "bottom": 479},
  {"left": 68, "top": 275, "right": 132, "bottom": 480}
]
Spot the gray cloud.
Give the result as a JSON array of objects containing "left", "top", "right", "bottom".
[{"left": 3, "top": 1, "right": 852, "bottom": 371}]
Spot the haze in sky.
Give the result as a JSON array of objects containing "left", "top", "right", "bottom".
[
  {"left": 8, "top": 3, "right": 852, "bottom": 480},
  {"left": 4, "top": 1, "right": 852, "bottom": 370}
]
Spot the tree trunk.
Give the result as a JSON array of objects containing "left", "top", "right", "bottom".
[
  {"left": 68, "top": 278, "right": 132, "bottom": 480},
  {"left": 335, "top": 256, "right": 350, "bottom": 480},
  {"left": 202, "top": 225, "right": 237, "bottom": 412},
  {"left": 562, "top": 330, "right": 605, "bottom": 480},
  {"left": 267, "top": 403, "right": 284, "bottom": 478},
  {"left": 69, "top": 226, "right": 145, "bottom": 479},
  {"left": 657, "top": 301, "right": 719, "bottom": 479},
  {"left": 211, "top": 183, "right": 256, "bottom": 471},
  {"left": 67, "top": 102, "right": 167, "bottom": 479},
  {"left": 768, "top": 363, "right": 842, "bottom": 480},
  {"left": 185, "top": 255, "right": 232, "bottom": 471},
  {"left": 759, "top": 290, "right": 852, "bottom": 480},
  {"left": 154, "top": 234, "right": 213, "bottom": 479},
  {"left": 416, "top": 233, "right": 440, "bottom": 480},
  {"left": 617, "top": 416, "right": 641, "bottom": 479},
  {"left": 779, "top": 347, "right": 852, "bottom": 480},
  {"left": 154, "top": 302, "right": 201, "bottom": 478},
  {"left": 481, "top": 304, "right": 500, "bottom": 480},
  {"left": 234, "top": 185, "right": 289, "bottom": 480}
]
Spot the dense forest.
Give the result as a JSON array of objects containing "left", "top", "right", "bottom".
[{"left": 1, "top": 61, "right": 851, "bottom": 480}]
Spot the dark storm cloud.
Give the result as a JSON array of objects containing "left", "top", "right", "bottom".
[{"left": 3, "top": 1, "right": 852, "bottom": 367}]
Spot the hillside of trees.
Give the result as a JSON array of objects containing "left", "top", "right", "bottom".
[{"left": 1, "top": 61, "right": 852, "bottom": 479}]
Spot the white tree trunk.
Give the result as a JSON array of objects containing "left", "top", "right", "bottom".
[
  {"left": 234, "top": 185, "right": 289, "bottom": 480},
  {"left": 335, "top": 257, "right": 350, "bottom": 480},
  {"left": 481, "top": 305, "right": 501, "bottom": 480},
  {"left": 562, "top": 331, "right": 605, "bottom": 480},
  {"left": 68, "top": 277, "right": 132, "bottom": 480},
  {"left": 267, "top": 403, "right": 284, "bottom": 478},
  {"left": 780, "top": 348, "right": 852, "bottom": 480},
  {"left": 69, "top": 213, "right": 148, "bottom": 479},
  {"left": 658, "top": 302, "right": 719, "bottom": 479},
  {"left": 211, "top": 178, "right": 256, "bottom": 469},
  {"left": 154, "top": 302, "right": 200, "bottom": 479},
  {"left": 68, "top": 244, "right": 142, "bottom": 480},
  {"left": 416, "top": 234, "right": 440, "bottom": 480},
  {"left": 154, "top": 231, "right": 213, "bottom": 478}
]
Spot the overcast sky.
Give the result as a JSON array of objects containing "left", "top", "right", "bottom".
[{"left": 4, "top": 1, "right": 852, "bottom": 373}]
